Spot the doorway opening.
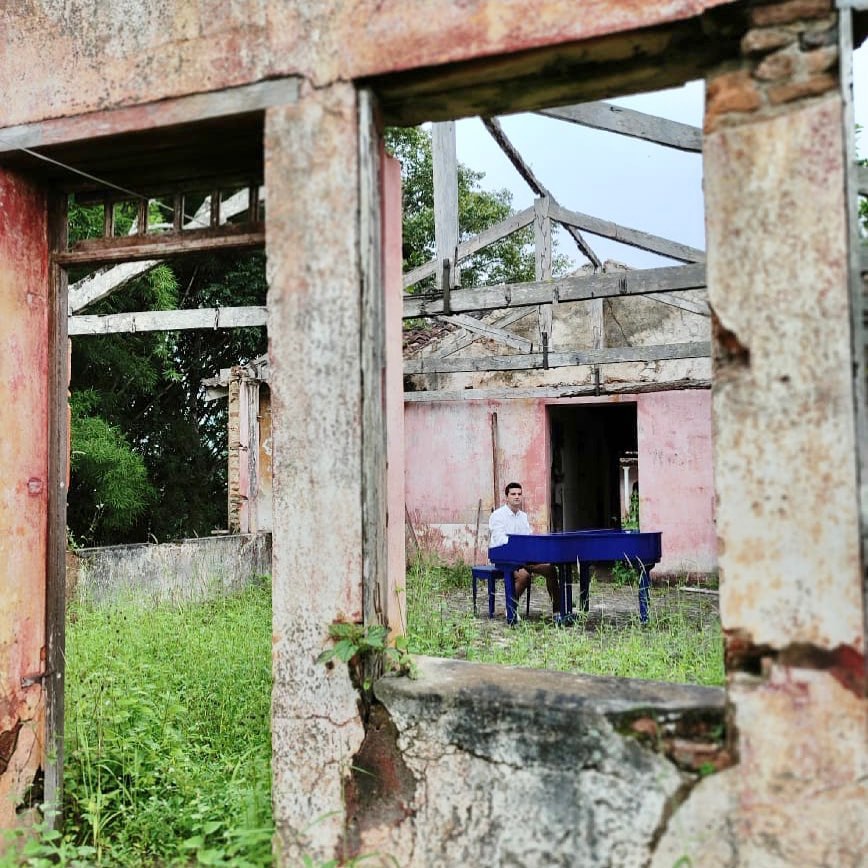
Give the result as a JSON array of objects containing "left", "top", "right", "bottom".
[{"left": 548, "top": 403, "right": 637, "bottom": 532}]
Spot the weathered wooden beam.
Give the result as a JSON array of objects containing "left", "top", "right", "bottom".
[
  {"left": 436, "top": 313, "right": 533, "bottom": 351},
  {"left": 646, "top": 291, "right": 710, "bottom": 316},
  {"left": 404, "top": 377, "right": 711, "bottom": 402},
  {"left": 56, "top": 223, "right": 264, "bottom": 267},
  {"left": 68, "top": 305, "right": 266, "bottom": 335},
  {"left": 402, "top": 206, "right": 534, "bottom": 289},
  {"left": 427, "top": 308, "right": 532, "bottom": 358},
  {"left": 537, "top": 101, "right": 702, "bottom": 152},
  {"left": 0, "top": 78, "right": 299, "bottom": 153},
  {"left": 547, "top": 201, "right": 705, "bottom": 263},
  {"left": 483, "top": 117, "right": 602, "bottom": 268},
  {"left": 432, "top": 122, "right": 459, "bottom": 288},
  {"left": 404, "top": 262, "right": 706, "bottom": 318},
  {"left": 404, "top": 341, "right": 710, "bottom": 374},
  {"left": 535, "top": 196, "right": 554, "bottom": 348},
  {"left": 68, "top": 188, "right": 257, "bottom": 313}
]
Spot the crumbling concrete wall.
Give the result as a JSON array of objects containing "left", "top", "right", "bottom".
[
  {"left": 653, "top": 4, "right": 868, "bottom": 864},
  {"left": 66, "top": 533, "right": 272, "bottom": 607},
  {"left": 0, "top": 1, "right": 738, "bottom": 129},
  {"left": 362, "top": 657, "right": 727, "bottom": 867},
  {"left": 0, "top": 169, "right": 49, "bottom": 832}
]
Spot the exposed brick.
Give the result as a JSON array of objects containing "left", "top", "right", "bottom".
[
  {"left": 750, "top": 0, "right": 833, "bottom": 28},
  {"left": 800, "top": 24, "right": 837, "bottom": 49},
  {"left": 741, "top": 27, "right": 796, "bottom": 55},
  {"left": 706, "top": 70, "right": 762, "bottom": 129},
  {"left": 803, "top": 45, "right": 838, "bottom": 74},
  {"left": 754, "top": 49, "right": 796, "bottom": 81},
  {"left": 767, "top": 72, "right": 837, "bottom": 104}
]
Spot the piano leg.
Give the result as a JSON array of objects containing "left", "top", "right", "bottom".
[
  {"left": 559, "top": 563, "right": 573, "bottom": 614},
  {"left": 579, "top": 562, "right": 591, "bottom": 613},
  {"left": 504, "top": 568, "right": 518, "bottom": 626},
  {"left": 638, "top": 566, "right": 650, "bottom": 625}
]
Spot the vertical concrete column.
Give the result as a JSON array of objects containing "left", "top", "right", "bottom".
[
  {"left": 383, "top": 153, "right": 407, "bottom": 637},
  {"left": 656, "top": 4, "right": 867, "bottom": 864},
  {"left": 0, "top": 170, "right": 49, "bottom": 836},
  {"left": 266, "top": 83, "right": 367, "bottom": 864}
]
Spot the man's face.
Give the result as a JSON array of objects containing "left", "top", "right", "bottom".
[{"left": 506, "top": 487, "right": 523, "bottom": 512}]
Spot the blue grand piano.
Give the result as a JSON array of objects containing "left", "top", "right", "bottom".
[{"left": 488, "top": 529, "right": 662, "bottom": 625}]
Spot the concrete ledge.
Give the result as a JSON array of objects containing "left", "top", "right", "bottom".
[{"left": 364, "top": 656, "right": 727, "bottom": 866}]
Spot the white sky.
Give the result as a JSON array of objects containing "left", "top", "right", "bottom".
[{"left": 455, "top": 43, "right": 868, "bottom": 271}]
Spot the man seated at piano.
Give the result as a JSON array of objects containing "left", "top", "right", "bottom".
[{"left": 488, "top": 482, "right": 561, "bottom": 619}]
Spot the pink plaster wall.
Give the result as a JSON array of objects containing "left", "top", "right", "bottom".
[
  {"left": 0, "top": 169, "right": 49, "bottom": 827},
  {"left": 405, "top": 390, "right": 717, "bottom": 574},
  {"left": 404, "top": 398, "right": 549, "bottom": 563},
  {"left": 0, "top": 1, "right": 737, "bottom": 129},
  {"left": 637, "top": 390, "right": 716, "bottom": 574}
]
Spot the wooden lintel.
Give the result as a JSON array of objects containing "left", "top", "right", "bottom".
[
  {"left": 56, "top": 224, "right": 264, "bottom": 266},
  {"left": 404, "top": 262, "right": 707, "bottom": 318},
  {"left": 404, "top": 378, "right": 711, "bottom": 402},
  {"left": 404, "top": 341, "right": 710, "bottom": 374},
  {"left": 538, "top": 101, "right": 702, "bottom": 152},
  {"left": 0, "top": 78, "right": 300, "bottom": 154},
  {"left": 68, "top": 305, "right": 267, "bottom": 336},
  {"left": 547, "top": 201, "right": 705, "bottom": 263}
]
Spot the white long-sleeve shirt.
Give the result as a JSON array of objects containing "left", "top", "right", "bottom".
[{"left": 488, "top": 504, "right": 532, "bottom": 549}]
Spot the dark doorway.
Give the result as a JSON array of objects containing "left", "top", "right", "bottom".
[{"left": 548, "top": 403, "right": 637, "bottom": 531}]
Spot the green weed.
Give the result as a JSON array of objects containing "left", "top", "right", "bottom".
[{"left": 55, "top": 582, "right": 274, "bottom": 866}]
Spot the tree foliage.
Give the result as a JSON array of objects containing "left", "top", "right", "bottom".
[
  {"left": 385, "top": 126, "right": 543, "bottom": 288},
  {"left": 69, "top": 238, "right": 266, "bottom": 545}
]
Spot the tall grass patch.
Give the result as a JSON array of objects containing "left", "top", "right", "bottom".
[{"left": 46, "top": 580, "right": 273, "bottom": 866}]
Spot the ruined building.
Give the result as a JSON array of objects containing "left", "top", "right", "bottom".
[{"left": 0, "top": 1, "right": 866, "bottom": 865}]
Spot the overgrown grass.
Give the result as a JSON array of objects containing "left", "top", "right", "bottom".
[
  {"left": 404, "top": 557, "right": 724, "bottom": 687},
  {"left": 6, "top": 579, "right": 275, "bottom": 867}
]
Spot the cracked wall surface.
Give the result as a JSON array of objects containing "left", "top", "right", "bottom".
[
  {"left": 369, "top": 657, "right": 726, "bottom": 867},
  {"left": 652, "top": 5, "right": 868, "bottom": 864},
  {"left": 266, "top": 82, "right": 367, "bottom": 864},
  {"left": 0, "top": 1, "right": 739, "bottom": 130}
]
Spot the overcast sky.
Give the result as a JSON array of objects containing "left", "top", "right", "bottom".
[{"left": 455, "top": 44, "right": 867, "bottom": 271}]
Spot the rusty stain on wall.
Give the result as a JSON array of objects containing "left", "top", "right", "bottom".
[{"left": 0, "top": 168, "right": 49, "bottom": 833}]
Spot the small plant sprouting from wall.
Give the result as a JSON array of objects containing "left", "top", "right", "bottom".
[{"left": 317, "top": 622, "right": 417, "bottom": 694}]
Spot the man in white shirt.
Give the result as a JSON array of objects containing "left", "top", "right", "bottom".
[{"left": 488, "top": 481, "right": 560, "bottom": 618}]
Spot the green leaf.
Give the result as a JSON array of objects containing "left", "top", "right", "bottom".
[{"left": 333, "top": 639, "right": 358, "bottom": 663}]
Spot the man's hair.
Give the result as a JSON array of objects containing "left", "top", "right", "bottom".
[{"left": 505, "top": 482, "right": 523, "bottom": 496}]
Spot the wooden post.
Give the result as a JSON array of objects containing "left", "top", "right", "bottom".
[
  {"left": 432, "top": 121, "right": 459, "bottom": 289},
  {"left": 534, "top": 196, "right": 553, "bottom": 350}
]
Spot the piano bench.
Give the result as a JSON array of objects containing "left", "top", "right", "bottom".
[{"left": 471, "top": 565, "right": 531, "bottom": 620}]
